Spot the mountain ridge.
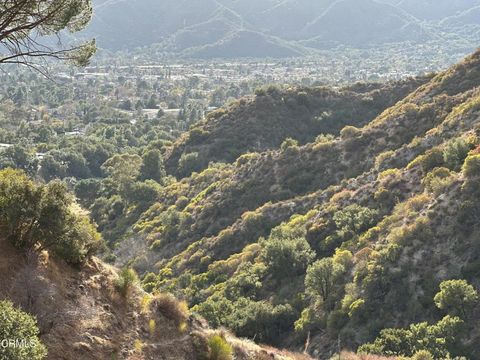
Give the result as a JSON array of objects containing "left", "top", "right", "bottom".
[
  {"left": 164, "top": 76, "right": 432, "bottom": 177},
  {"left": 84, "top": 0, "right": 480, "bottom": 57}
]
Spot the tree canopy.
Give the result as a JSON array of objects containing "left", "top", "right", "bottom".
[
  {"left": 0, "top": 0, "right": 96, "bottom": 69},
  {"left": 0, "top": 168, "right": 102, "bottom": 264},
  {"left": 434, "top": 279, "right": 478, "bottom": 317}
]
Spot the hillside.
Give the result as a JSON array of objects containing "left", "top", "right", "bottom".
[
  {"left": 441, "top": 6, "right": 480, "bottom": 28},
  {"left": 6, "top": 1, "right": 480, "bottom": 359},
  {"left": 300, "top": 0, "right": 429, "bottom": 47},
  {"left": 0, "top": 231, "right": 311, "bottom": 360},
  {"left": 186, "top": 31, "right": 305, "bottom": 59},
  {"left": 84, "top": 0, "right": 480, "bottom": 57},
  {"left": 108, "top": 50, "right": 480, "bottom": 358},
  {"left": 164, "top": 77, "right": 431, "bottom": 177}
]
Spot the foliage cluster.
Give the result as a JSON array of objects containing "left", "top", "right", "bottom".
[{"left": 0, "top": 169, "right": 102, "bottom": 264}]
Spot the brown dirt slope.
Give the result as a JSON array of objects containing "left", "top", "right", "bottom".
[{"left": 0, "top": 238, "right": 311, "bottom": 360}]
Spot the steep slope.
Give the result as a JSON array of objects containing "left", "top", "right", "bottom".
[
  {"left": 0, "top": 237, "right": 311, "bottom": 360},
  {"left": 115, "top": 50, "right": 480, "bottom": 357},
  {"left": 140, "top": 51, "right": 480, "bottom": 274},
  {"left": 165, "top": 77, "right": 431, "bottom": 177},
  {"left": 0, "top": 237, "right": 194, "bottom": 360}
]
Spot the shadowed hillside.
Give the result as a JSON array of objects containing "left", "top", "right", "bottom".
[{"left": 165, "top": 77, "right": 431, "bottom": 177}]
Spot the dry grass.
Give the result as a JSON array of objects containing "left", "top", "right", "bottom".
[
  {"left": 339, "top": 351, "right": 399, "bottom": 360},
  {"left": 219, "top": 330, "right": 313, "bottom": 360},
  {"left": 152, "top": 293, "right": 189, "bottom": 327}
]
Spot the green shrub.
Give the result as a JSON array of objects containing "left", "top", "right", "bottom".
[
  {"left": 0, "top": 300, "right": 47, "bottom": 360},
  {"left": 266, "top": 84, "right": 282, "bottom": 95},
  {"left": 358, "top": 315, "right": 463, "bottom": 358},
  {"left": 178, "top": 152, "right": 202, "bottom": 177},
  {"left": 308, "top": 205, "right": 379, "bottom": 257},
  {"left": 375, "top": 150, "right": 395, "bottom": 170},
  {"left": 52, "top": 213, "right": 103, "bottom": 264},
  {"left": 224, "top": 262, "right": 265, "bottom": 299},
  {"left": 340, "top": 126, "right": 361, "bottom": 139},
  {"left": 175, "top": 196, "right": 189, "bottom": 210},
  {"left": 434, "top": 279, "right": 478, "bottom": 317},
  {"left": 0, "top": 169, "right": 102, "bottom": 264},
  {"left": 457, "top": 200, "right": 480, "bottom": 229},
  {"left": 374, "top": 187, "right": 394, "bottom": 208},
  {"left": 315, "top": 134, "right": 335, "bottom": 144},
  {"left": 463, "top": 154, "right": 480, "bottom": 178},
  {"left": 412, "top": 350, "right": 433, "bottom": 360},
  {"left": 139, "top": 149, "right": 166, "bottom": 183},
  {"left": 126, "top": 181, "right": 160, "bottom": 206},
  {"left": 305, "top": 258, "right": 344, "bottom": 307},
  {"left": 408, "top": 148, "right": 444, "bottom": 173},
  {"left": 443, "top": 138, "right": 471, "bottom": 171},
  {"left": 235, "top": 152, "right": 260, "bottom": 166},
  {"left": 326, "top": 309, "right": 348, "bottom": 334},
  {"left": 207, "top": 335, "right": 233, "bottom": 360},
  {"left": 223, "top": 299, "right": 296, "bottom": 345},
  {"left": 189, "top": 128, "right": 210, "bottom": 145},
  {"left": 294, "top": 307, "right": 320, "bottom": 333},
  {"left": 280, "top": 138, "right": 299, "bottom": 151},
  {"left": 260, "top": 235, "right": 314, "bottom": 281},
  {"left": 293, "top": 89, "right": 308, "bottom": 104},
  {"left": 254, "top": 88, "right": 267, "bottom": 97},
  {"left": 142, "top": 272, "right": 158, "bottom": 293},
  {"left": 207, "top": 108, "right": 227, "bottom": 120},
  {"left": 101, "top": 153, "right": 142, "bottom": 197},
  {"left": 193, "top": 294, "right": 235, "bottom": 329},
  {"left": 422, "top": 167, "right": 453, "bottom": 194},
  {"left": 74, "top": 178, "right": 101, "bottom": 207},
  {"left": 115, "top": 268, "right": 139, "bottom": 298}
]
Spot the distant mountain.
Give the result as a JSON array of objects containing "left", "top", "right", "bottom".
[
  {"left": 391, "top": 0, "right": 480, "bottom": 21},
  {"left": 299, "top": 0, "right": 430, "bottom": 48},
  {"left": 185, "top": 31, "right": 305, "bottom": 58},
  {"left": 84, "top": 0, "right": 480, "bottom": 58},
  {"left": 441, "top": 5, "right": 480, "bottom": 27}
]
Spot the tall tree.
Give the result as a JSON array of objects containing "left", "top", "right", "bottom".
[
  {"left": 139, "top": 149, "right": 166, "bottom": 183},
  {"left": 0, "top": 0, "right": 96, "bottom": 70}
]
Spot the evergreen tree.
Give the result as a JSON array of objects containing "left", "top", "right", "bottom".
[{"left": 139, "top": 149, "right": 166, "bottom": 183}]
